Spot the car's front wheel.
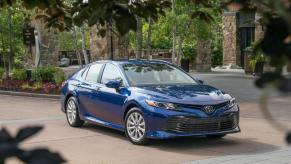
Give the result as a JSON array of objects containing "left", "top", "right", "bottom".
[
  {"left": 125, "top": 108, "right": 148, "bottom": 145},
  {"left": 65, "top": 97, "right": 84, "bottom": 127}
]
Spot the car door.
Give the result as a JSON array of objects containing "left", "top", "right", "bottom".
[
  {"left": 77, "top": 63, "right": 104, "bottom": 118},
  {"left": 97, "top": 63, "right": 128, "bottom": 125}
]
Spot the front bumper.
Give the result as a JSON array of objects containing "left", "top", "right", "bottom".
[
  {"left": 143, "top": 105, "right": 240, "bottom": 139},
  {"left": 146, "top": 126, "right": 240, "bottom": 139}
]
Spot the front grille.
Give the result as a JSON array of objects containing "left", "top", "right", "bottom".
[
  {"left": 177, "top": 101, "right": 230, "bottom": 110},
  {"left": 165, "top": 113, "right": 238, "bottom": 133}
]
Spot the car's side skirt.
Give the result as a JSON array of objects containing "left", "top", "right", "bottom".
[{"left": 84, "top": 116, "right": 125, "bottom": 132}]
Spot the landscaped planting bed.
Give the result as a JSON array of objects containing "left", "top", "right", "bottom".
[{"left": 0, "top": 67, "right": 66, "bottom": 95}]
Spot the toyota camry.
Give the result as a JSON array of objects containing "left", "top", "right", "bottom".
[{"left": 61, "top": 60, "right": 240, "bottom": 145}]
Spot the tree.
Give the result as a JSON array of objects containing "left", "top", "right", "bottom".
[
  {"left": 0, "top": 1, "right": 25, "bottom": 76},
  {"left": 136, "top": 16, "right": 143, "bottom": 59},
  {"left": 0, "top": 0, "right": 171, "bottom": 35}
]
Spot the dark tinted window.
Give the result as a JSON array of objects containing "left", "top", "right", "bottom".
[
  {"left": 101, "top": 64, "right": 123, "bottom": 85},
  {"left": 85, "top": 64, "right": 103, "bottom": 83}
]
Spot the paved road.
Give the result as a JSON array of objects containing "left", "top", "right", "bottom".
[
  {"left": 192, "top": 73, "right": 281, "bottom": 102},
  {"left": 1, "top": 95, "right": 291, "bottom": 164}
]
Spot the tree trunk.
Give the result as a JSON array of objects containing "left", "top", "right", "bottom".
[
  {"left": 73, "top": 26, "right": 83, "bottom": 68},
  {"left": 136, "top": 16, "right": 143, "bottom": 59},
  {"left": 172, "top": 0, "right": 176, "bottom": 64},
  {"left": 177, "top": 21, "right": 191, "bottom": 66},
  {"left": 147, "top": 18, "right": 153, "bottom": 60},
  {"left": 0, "top": 25, "right": 8, "bottom": 78},
  {"left": 106, "top": 22, "right": 114, "bottom": 60},
  {"left": 8, "top": 8, "right": 13, "bottom": 74},
  {"left": 81, "top": 25, "right": 89, "bottom": 64}
]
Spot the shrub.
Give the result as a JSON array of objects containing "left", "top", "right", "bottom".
[
  {"left": 32, "top": 67, "right": 66, "bottom": 85},
  {"left": 32, "top": 67, "right": 56, "bottom": 82},
  {"left": 12, "top": 69, "right": 28, "bottom": 80},
  {"left": 0, "top": 68, "right": 4, "bottom": 79},
  {"left": 53, "top": 68, "right": 66, "bottom": 85}
]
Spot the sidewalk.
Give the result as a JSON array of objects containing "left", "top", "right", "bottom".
[{"left": 185, "top": 147, "right": 291, "bottom": 164}]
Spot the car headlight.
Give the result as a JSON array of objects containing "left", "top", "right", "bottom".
[
  {"left": 145, "top": 100, "right": 178, "bottom": 110},
  {"left": 228, "top": 98, "right": 237, "bottom": 108}
]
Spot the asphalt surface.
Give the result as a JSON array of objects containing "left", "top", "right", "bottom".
[
  {"left": 1, "top": 72, "right": 291, "bottom": 164},
  {"left": 192, "top": 73, "right": 281, "bottom": 102}
]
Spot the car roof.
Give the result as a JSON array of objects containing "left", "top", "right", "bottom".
[{"left": 92, "top": 59, "right": 172, "bottom": 65}]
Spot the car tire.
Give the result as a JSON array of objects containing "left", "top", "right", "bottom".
[
  {"left": 125, "top": 108, "right": 149, "bottom": 145},
  {"left": 65, "top": 97, "right": 84, "bottom": 127},
  {"left": 206, "top": 134, "right": 226, "bottom": 139}
]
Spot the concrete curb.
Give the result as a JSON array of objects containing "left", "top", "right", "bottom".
[{"left": 0, "top": 90, "right": 60, "bottom": 99}]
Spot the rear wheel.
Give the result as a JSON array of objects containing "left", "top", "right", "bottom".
[
  {"left": 125, "top": 108, "right": 149, "bottom": 145},
  {"left": 65, "top": 97, "right": 84, "bottom": 127}
]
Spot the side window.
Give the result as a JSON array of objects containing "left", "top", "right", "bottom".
[
  {"left": 101, "top": 64, "right": 124, "bottom": 85},
  {"left": 85, "top": 64, "right": 103, "bottom": 83},
  {"left": 81, "top": 67, "right": 89, "bottom": 79}
]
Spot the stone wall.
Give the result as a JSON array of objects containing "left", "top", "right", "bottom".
[
  {"left": 194, "top": 39, "right": 212, "bottom": 72},
  {"left": 24, "top": 16, "right": 59, "bottom": 67},
  {"left": 222, "top": 12, "right": 240, "bottom": 66},
  {"left": 90, "top": 25, "right": 129, "bottom": 61},
  {"left": 90, "top": 25, "right": 108, "bottom": 61}
]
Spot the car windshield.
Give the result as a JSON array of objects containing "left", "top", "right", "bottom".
[{"left": 122, "top": 63, "right": 197, "bottom": 86}]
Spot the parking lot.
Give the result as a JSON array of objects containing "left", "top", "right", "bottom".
[{"left": 1, "top": 92, "right": 291, "bottom": 163}]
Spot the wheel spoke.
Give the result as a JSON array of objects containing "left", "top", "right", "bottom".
[
  {"left": 67, "top": 100, "right": 77, "bottom": 124},
  {"left": 126, "top": 112, "right": 146, "bottom": 142}
]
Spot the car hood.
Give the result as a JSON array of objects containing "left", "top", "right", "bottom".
[{"left": 135, "top": 85, "right": 232, "bottom": 104}]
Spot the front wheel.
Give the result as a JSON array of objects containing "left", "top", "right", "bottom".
[
  {"left": 65, "top": 97, "right": 84, "bottom": 127},
  {"left": 125, "top": 108, "right": 149, "bottom": 145}
]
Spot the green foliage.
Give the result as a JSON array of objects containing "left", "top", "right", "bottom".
[
  {"left": 32, "top": 67, "right": 66, "bottom": 84},
  {"left": 0, "top": 68, "right": 4, "bottom": 79},
  {"left": 1, "top": 0, "right": 172, "bottom": 35},
  {"left": 58, "top": 26, "right": 90, "bottom": 51},
  {"left": 211, "top": 46, "right": 223, "bottom": 67},
  {"left": 11, "top": 69, "right": 27, "bottom": 80},
  {"left": 32, "top": 67, "right": 56, "bottom": 82},
  {"left": 53, "top": 68, "right": 66, "bottom": 85},
  {"left": 182, "top": 44, "right": 196, "bottom": 59},
  {"left": 0, "top": 1, "right": 26, "bottom": 70}
]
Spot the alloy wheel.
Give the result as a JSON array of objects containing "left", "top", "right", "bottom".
[
  {"left": 66, "top": 99, "right": 77, "bottom": 125},
  {"left": 126, "top": 112, "right": 146, "bottom": 142}
]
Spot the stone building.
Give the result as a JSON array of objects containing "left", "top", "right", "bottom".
[
  {"left": 90, "top": 25, "right": 129, "bottom": 61},
  {"left": 222, "top": 10, "right": 258, "bottom": 69}
]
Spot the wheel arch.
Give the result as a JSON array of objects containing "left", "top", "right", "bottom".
[{"left": 123, "top": 100, "right": 143, "bottom": 121}]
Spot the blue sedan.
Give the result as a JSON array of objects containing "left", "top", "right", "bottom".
[{"left": 61, "top": 60, "right": 240, "bottom": 145}]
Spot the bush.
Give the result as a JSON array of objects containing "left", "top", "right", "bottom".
[
  {"left": 0, "top": 68, "right": 4, "bottom": 79},
  {"left": 53, "top": 68, "right": 66, "bottom": 85},
  {"left": 32, "top": 67, "right": 56, "bottom": 82},
  {"left": 182, "top": 44, "right": 196, "bottom": 60},
  {"left": 12, "top": 69, "right": 28, "bottom": 80},
  {"left": 32, "top": 67, "right": 66, "bottom": 84}
]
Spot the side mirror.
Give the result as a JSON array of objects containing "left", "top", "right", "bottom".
[
  {"left": 194, "top": 78, "right": 204, "bottom": 85},
  {"left": 105, "top": 79, "right": 121, "bottom": 89},
  {"left": 198, "top": 79, "right": 204, "bottom": 85}
]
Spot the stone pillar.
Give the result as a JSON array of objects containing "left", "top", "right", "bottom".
[
  {"left": 32, "top": 19, "right": 58, "bottom": 67},
  {"left": 90, "top": 25, "right": 129, "bottom": 61},
  {"left": 195, "top": 39, "right": 212, "bottom": 72},
  {"left": 90, "top": 25, "right": 108, "bottom": 61},
  {"left": 222, "top": 12, "right": 240, "bottom": 66}
]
